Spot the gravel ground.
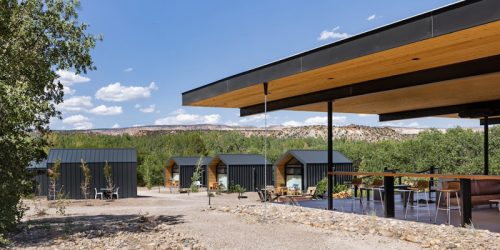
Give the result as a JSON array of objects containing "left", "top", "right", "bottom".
[{"left": 7, "top": 188, "right": 499, "bottom": 249}]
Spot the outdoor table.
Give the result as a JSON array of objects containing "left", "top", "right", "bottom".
[
  {"left": 100, "top": 188, "right": 112, "bottom": 199},
  {"left": 329, "top": 171, "right": 500, "bottom": 227},
  {"left": 489, "top": 200, "right": 500, "bottom": 212}
]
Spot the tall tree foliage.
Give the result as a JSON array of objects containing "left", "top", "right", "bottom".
[
  {"left": 50, "top": 126, "right": 500, "bottom": 186},
  {"left": 0, "top": 0, "right": 98, "bottom": 234}
]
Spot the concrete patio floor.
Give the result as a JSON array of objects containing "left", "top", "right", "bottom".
[{"left": 297, "top": 195, "right": 500, "bottom": 233}]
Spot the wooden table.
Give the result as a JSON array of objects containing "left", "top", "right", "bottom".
[{"left": 328, "top": 171, "right": 500, "bottom": 226}]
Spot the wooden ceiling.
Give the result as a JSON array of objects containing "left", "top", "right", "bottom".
[
  {"left": 188, "top": 20, "right": 500, "bottom": 115},
  {"left": 290, "top": 72, "right": 500, "bottom": 114}
]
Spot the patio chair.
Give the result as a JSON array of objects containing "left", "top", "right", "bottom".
[
  {"left": 302, "top": 187, "right": 317, "bottom": 199},
  {"left": 265, "top": 185, "right": 280, "bottom": 202},
  {"left": 435, "top": 181, "right": 461, "bottom": 224},
  {"left": 111, "top": 187, "right": 119, "bottom": 199},
  {"left": 256, "top": 188, "right": 266, "bottom": 202},
  {"left": 344, "top": 178, "right": 365, "bottom": 213},
  {"left": 367, "top": 179, "right": 384, "bottom": 213},
  {"left": 94, "top": 188, "right": 103, "bottom": 200},
  {"left": 405, "top": 180, "right": 431, "bottom": 221}
]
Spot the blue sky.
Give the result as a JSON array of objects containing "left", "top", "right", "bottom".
[{"left": 51, "top": 0, "right": 479, "bottom": 130}]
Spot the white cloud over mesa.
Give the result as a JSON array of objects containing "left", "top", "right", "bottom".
[
  {"left": 62, "top": 114, "right": 93, "bottom": 130},
  {"left": 366, "top": 14, "right": 376, "bottom": 21},
  {"left": 318, "top": 26, "right": 351, "bottom": 41},
  {"left": 283, "top": 115, "right": 347, "bottom": 127},
  {"left": 56, "top": 69, "right": 91, "bottom": 96},
  {"left": 135, "top": 104, "right": 156, "bottom": 113},
  {"left": 154, "top": 109, "right": 220, "bottom": 125},
  {"left": 96, "top": 82, "right": 157, "bottom": 102},
  {"left": 57, "top": 96, "right": 122, "bottom": 116}
]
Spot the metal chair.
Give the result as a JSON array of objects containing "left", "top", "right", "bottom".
[
  {"left": 344, "top": 178, "right": 365, "bottom": 213},
  {"left": 369, "top": 179, "right": 385, "bottom": 213},
  {"left": 405, "top": 180, "right": 431, "bottom": 221},
  {"left": 435, "top": 181, "right": 461, "bottom": 224},
  {"left": 111, "top": 187, "right": 119, "bottom": 199},
  {"left": 95, "top": 188, "right": 103, "bottom": 200}
]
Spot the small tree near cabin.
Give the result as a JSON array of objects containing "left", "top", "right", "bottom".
[
  {"left": 80, "top": 159, "right": 91, "bottom": 199},
  {"left": 104, "top": 161, "right": 114, "bottom": 190},
  {"left": 190, "top": 156, "right": 204, "bottom": 193}
]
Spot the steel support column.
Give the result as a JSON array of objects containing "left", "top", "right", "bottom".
[
  {"left": 327, "top": 101, "right": 334, "bottom": 210},
  {"left": 484, "top": 116, "right": 489, "bottom": 175},
  {"left": 384, "top": 175, "right": 395, "bottom": 218},
  {"left": 460, "top": 178, "right": 472, "bottom": 226}
]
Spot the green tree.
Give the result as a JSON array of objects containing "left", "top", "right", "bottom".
[
  {"left": 0, "top": 0, "right": 98, "bottom": 236},
  {"left": 80, "top": 159, "right": 91, "bottom": 199},
  {"left": 104, "top": 161, "right": 113, "bottom": 190}
]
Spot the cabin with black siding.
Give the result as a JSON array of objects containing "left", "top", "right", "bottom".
[
  {"left": 164, "top": 157, "right": 212, "bottom": 188},
  {"left": 46, "top": 148, "right": 137, "bottom": 199},
  {"left": 274, "top": 150, "right": 353, "bottom": 191},
  {"left": 207, "top": 154, "right": 273, "bottom": 191}
]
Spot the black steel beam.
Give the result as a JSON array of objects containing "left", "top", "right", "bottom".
[
  {"left": 480, "top": 117, "right": 500, "bottom": 125},
  {"left": 327, "top": 101, "right": 334, "bottom": 210},
  {"left": 379, "top": 100, "right": 500, "bottom": 122},
  {"left": 383, "top": 176, "right": 395, "bottom": 218},
  {"left": 460, "top": 178, "right": 472, "bottom": 227},
  {"left": 484, "top": 116, "right": 489, "bottom": 176},
  {"left": 183, "top": 0, "right": 500, "bottom": 106},
  {"left": 240, "top": 55, "right": 500, "bottom": 117}
]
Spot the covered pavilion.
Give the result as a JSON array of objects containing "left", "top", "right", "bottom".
[{"left": 182, "top": 0, "right": 500, "bottom": 226}]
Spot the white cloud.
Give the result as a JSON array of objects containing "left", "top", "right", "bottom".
[
  {"left": 57, "top": 96, "right": 93, "bottom": 112},
  {"left": 112, "top": 123, "right": 120, "bottom": 128},
  {"left": 367, "top": 14, "right": 376, "bottom": 21},
  {"left": 56, "top": 69, "right": 90, "bottom": 86},
  {"left": 318, "top": 26, "right": 351, "bottom": 41},
  {"left": 381, "top": 121, "right": 420, "bottom": 128},
  {"left": 62, "top": 114, "right": 93, "bottom": 130},
  {"left": 225, "top": 121, "right": 239, "bottom": 126},
  {"left": 132, "top": 124, "right": 144, "bottom": 127},
  {"left": 137, "top": 104, "right": 156, "bottom": 113},
  {"left": 95, "top": 82, "right": 158, "bottom": 102},
  {"left": 358, "top": 114, "right": 376, "bottom": 117},
  {"left": 123, "top": 67, "right": 133, "bottom": 72},
  {"left": 239, "top": 114, "right": 267, "bottom": 123},
  {"left": 282, "top": 115, "right": 347, "bottom": 127},
  {"left": 63, "top": 86, "right": 76, "bottom": 95},
  {"left": 88, "top": 105, "right": 123, "bottom": 115},
  {"left": 154, "top": 109, "right": 221, "bottom": 125}
]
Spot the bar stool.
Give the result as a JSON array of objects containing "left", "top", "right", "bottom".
[
  {"left": 367, "top": 179, "right": 384, "bottom": 213},
  {"left": 344, "top": 178, "right": 365, "bottom": 213},
  {"left": 405, "top": 180, "right": 431, "bottom": 221},
  {"left": 435, "top": 181, "right": 461, "bottom": 225}
]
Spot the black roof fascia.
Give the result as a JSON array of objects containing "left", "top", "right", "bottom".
[{"left": 182, "top": 0, "right": 499, "bottom": 106}]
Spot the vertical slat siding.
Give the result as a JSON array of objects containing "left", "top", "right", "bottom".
[
  {"left": 227, "top": 164, "right": 273, "bottom": 191},
  {"left": 180, "top": 165, "right": 195, "bottom": 188},
  {"left": 305, "top": 163, "right": 354, "bottom": 189}
]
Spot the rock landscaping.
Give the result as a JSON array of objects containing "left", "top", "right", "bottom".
[
  {"left": 8, "top": 213, "right": 204, "bottom": 250},
  {"left": 218, "top": 204, "right": 500, "bottom": 250}
]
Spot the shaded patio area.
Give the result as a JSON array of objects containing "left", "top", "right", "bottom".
[{"left": 298, "top": 196, "right": 500, "bottom": 233}]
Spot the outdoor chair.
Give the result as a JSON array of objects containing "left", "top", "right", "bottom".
[
  {"left": 367, "top": 179, "right": 384, "bottom": 213},
  {"left": 344, "top": 178, "right": 365, "bottom": 213},
  {"left": 302, "top": 187, "right": 317, "bottom": 198},
  {"left": 256, "top": 188, "right": 266, "bottom": 202},
  {"left": 405, "top": 180, "right": 431, "bottom": 221},
  {"left": 265, "top": 185, "right": 280, "bottom": 202},
  {"left": 94, "top": 188, "right": 103, "bottom": 200},
  {"left": 111, "top": 187, "right": 119, "bottom": 199},
  {"left": 435, "top": 181, "right": 461, "bottom": 224}
]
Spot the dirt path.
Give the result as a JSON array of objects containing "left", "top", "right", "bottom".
[{"left": 13, "top": 188, "right": 423, "bottom": 249}]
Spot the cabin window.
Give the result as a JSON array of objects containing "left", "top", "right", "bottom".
[{"left": 172, "top": 164, "right": 180, "bottom": 181}]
